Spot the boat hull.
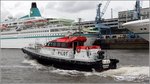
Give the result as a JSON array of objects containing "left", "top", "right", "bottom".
[
  {"left": 123, "top": 19, "right": 149, "bottom": 41},
  {"left": 22, "top": 47, "right": 119, "bottom": 72}
]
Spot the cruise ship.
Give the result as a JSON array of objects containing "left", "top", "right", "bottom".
[
  {"left": 123, "top": 19, "right": 149, "bottom": 41},
  {"left": 0, "top": 2, "right": 98, "bottom": 48}
]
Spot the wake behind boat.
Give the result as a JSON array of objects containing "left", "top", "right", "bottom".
[{"left": 22, "top": 36, "right": 119, "bottom": 72}]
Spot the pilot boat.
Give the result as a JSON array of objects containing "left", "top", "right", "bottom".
[{"left": 22, "top": 36, "right": 119, "bottom": 71}]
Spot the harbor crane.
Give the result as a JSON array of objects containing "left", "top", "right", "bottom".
[
  {"left": 95, "top": 0, "right": 111, "bottom": 37},
  {"left": 128, "top": 0, "right": 141, "bottom": 38},
  {"left": 133, "top": 0, "right": 141, "bottom": 20}
]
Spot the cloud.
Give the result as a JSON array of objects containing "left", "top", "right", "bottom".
[
  {"left": 1, "top": 3, "right": 12, "bottom": 21},
  {"left": 14, "top": 2, "right": 22, "bottom": 8},
  {"left": 1, "top": 0, "right": 149, "bottom": 22},
  {"left": 1, "top": 10, "right": 12, "bottom": 22},
  {"left": 14, "top": 12, "right": 26, "bottom": 18},
  {"left": 46, "top": 1, "right": 98, "bottom": 13},
  {"left": 46, "top": 1, "right": 58, "bottom": 9}
]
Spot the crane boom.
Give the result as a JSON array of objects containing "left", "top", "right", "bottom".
[
  {"left": 95, "top": 0, "right": 110, "bottom": 37},
  {"left": 101, "top": 0, "right": 111, "bottom": 17},
  {"left": 95, "top": 0, "right": 111, "bottom": 24}
]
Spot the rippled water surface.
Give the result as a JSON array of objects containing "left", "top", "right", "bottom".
[{"left": 0, "top": 49, "right": 149, "bottom": 83}]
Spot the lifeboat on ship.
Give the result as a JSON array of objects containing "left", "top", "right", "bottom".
[{"left": 22, "top": 36, "right": 119, "bottom": 72}]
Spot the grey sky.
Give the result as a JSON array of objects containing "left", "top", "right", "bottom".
[{"left": 1, "top": 0, "right": 149, "bottom": 22}]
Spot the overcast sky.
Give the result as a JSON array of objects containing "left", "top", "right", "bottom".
[{"left": 1, "top": 0, "right": 149, "bottom": 22}]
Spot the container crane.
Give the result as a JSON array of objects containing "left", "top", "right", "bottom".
[{"left": 95, "top": 0, "right": 111, "bottom": 37}]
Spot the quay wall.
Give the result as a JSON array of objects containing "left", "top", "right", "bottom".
[{"left": 94, "top": 38, "right": 149, "bottom": 49}]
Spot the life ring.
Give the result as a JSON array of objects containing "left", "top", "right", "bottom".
[
  {"left": 86, "top": 47, "right": 89, "bottom": 50},
  {"left": 77, "top": 48, "right": 80, "bottom": 53}
]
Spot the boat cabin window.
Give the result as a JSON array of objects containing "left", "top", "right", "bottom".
[
  {"left": 56, "top": 42, "right": 60, "bottom": 47},
  {"left": 144, "top": 28, "right": 147, "bottom": 30},
  {"left": 53, "top": 42, "right": 57, "bottom": 47},
  {"left": 49, "top": 42, "right": 53, "bottom": 46},
  {"left": 78, "top": 42, "right": 84, "bottom": 46},
  {"left": 68, "top": 43, "right": 72, "bottom": 48},
  {"left": 61, "top": 43, "right": 68, "bottom": 48},
  {"left": 46, "top": 41, "right": 84, "bottom": 48},
  {"left": 46, "top": 42, "right": 69, "bottom": 48}
]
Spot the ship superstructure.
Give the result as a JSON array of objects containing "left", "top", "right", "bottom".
[{"left": 0, "top": 2, "right": 97, "bottom": 48}]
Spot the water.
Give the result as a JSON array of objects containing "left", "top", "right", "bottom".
[{"left": 0, "top": 49, "right": 149, "bottom": 83}]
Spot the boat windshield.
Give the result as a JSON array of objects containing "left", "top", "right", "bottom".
[
  {"left": 45, "top": 41, "right": 84, "bottom": 48},
  {"left": 46, "top": 42, "right": 71, "bottom": 48}
]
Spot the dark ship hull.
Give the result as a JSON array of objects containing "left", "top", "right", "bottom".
[{"left": 22, "top": 48, "right": 119, "bottom": 72}]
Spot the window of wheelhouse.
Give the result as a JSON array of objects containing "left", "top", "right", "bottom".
[
  {"left": 78, "top": 42, "right": 84, "bottom": 46},
  {"left": 46, "top": 42, "right": 53, "bottom": 46},
  {"left": 45, "top": 42, "right": 84, "bottom": 48},
  {"left": 57, "top": 42, "right": 61, "bottom": 47},
  {"left": 53, "top": 42, "right": 57, "bottom": 47},
  {"left": 68, "top": 42, "right": 84, "bottom": 48},
  {"left": 46, "top": 42, "right": 69, "bottom": 48},
  {"left": 67, "top": 43, "right": 72, "bottom": 48},
  {"left": 61, "top": 43, "right": 68, "bottom": 48},
  {"left": 72, "top": 41, "right": 84, "bottom": 46}
]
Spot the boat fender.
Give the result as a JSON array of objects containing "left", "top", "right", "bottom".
[{"left": 102, "top": 60, "right": 110, "bottom": 64}]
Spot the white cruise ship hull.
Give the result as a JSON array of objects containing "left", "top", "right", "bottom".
[
  {"left": 1, "top": 37, "right": 58, "bottom": 48},
  {"left": 123, "top": 19, "right": 149, "bottom": 41},
  {"left": 0, "top": 28, "right": 97, "bottom": 48},
  {"left": 1, "top": 35, "right": 97, "bottom": 48}
]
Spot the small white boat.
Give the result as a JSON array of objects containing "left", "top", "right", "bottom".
[{"left": 22, "top": 36, "right": 119, "bottom": 72}]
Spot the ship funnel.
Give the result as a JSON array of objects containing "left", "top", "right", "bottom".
[
  {"left": 31, "top": 2, "right": 37, "bottom": 8},
  {"left": 30, "top": 2, "right": 41, "bottom": 17}
]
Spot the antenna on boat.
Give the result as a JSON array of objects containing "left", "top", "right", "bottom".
[{"left": 78, "top": 18, "right": 82, "bottom": 36}]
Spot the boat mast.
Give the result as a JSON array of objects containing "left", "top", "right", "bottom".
[{"left": 78, "top": 18, "right": 82, "bottom": 36}]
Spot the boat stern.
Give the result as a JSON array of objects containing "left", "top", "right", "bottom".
[{"left": 100, "top": 59, "right": 119, "bottom": 70}]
